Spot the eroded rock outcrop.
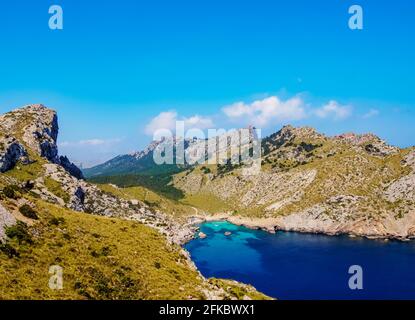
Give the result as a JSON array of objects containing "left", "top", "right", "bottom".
[
  {"left": 0, "top": 104, "right": 59, "bottom": 161},
  {"left": 0, "top": 104, "right": 83, "bottom": 179},
  {"left": 0, "top": 203, "right": 16, "bottom": 242},
  {"left": 0, "top": 136, "right": 28, "bottom": 172},
  {"left": 59, "top": 156, "right": 84, "bottom": 179},
  {"left": 334, "top": 133, "right": 399, "bottom": 156}
]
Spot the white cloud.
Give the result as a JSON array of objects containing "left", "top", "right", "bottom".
[
  {"left": 222, "top": 96, "right": 306, "bottom": 127},
  {"left": 314, "top": 100, "right": 352, "bottom": 120},
  {"left": 146, "top": 97, "right": 355, "bottom": 135},
  {"left": 183, "top": 115, "right": 214, "bottom": 129},
  {"left": 59, "top": 138, "right": 121, "bottom": 147},
  {"left": 362, "top": 108, "right": 379, "bottom": 119},
  {"left": 144, "top": 111, "right": 213, "bottom": 135},
  {"left": 144, "top": 111, "right": 177, "bottom": 135}
]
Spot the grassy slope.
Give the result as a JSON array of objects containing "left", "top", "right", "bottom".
[
  {"left": 0, "top": 162, "right": 270, "bottom": 300},
  {"left": 93, "top": 171, "right": 232, "bottom": 216},
  {"left": 0, "top": 198, "right": 207, "bottom": 300},
  {"left": 166, "top": 142, "right": 413, "bottom": 218}
]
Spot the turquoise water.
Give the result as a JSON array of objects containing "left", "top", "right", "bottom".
[{"left": 184, "top": 221, "right": 415, "bottom": 300}]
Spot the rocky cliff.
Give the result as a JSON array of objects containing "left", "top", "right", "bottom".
[{"left": 0, "top": 104, "right": 83, "bottom": 178}]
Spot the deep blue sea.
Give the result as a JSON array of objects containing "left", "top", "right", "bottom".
[{"left": 184, "top": 221, "right": 415, "bottom": 300}]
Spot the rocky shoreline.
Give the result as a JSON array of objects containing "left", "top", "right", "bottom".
[{"left": 181, "top": 212, "right": 415, "bottom": 243}]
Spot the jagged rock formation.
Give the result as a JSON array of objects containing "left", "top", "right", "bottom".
[
  {"left": 0, "top": 137, "right": 28, "bottom": 172},
  {"left": 0, "top": 104, "right": 83, "bottom": 179},
  {"left": 334, "top": 132, "right": 399, "bottom": 156},
  {"left": 0, "top": 104, "right": 59, "bottom": 162},
  {"left": 58, "top": 155, "right": 84, "bottom": 179}
]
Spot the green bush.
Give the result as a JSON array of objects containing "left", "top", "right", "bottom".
[
  {"left": 0, "top": 243, "right": 20, "bottom": 258},
  {"left": 19, "top": 204, "right": 38, "bottom": 220},
  {"left": 5, "top": 222, "right": 33, "bottom": 244},
  {"left": 3, "top": 185, "right": 20, "bottom": 199},
  {"left": 91, "top": 246, "right": 112, "bottom": 258},
  {"left": 74, "top": 267, "right": 141, "bottom": 300},
  {"left": 201, "top": 166, "right": 211, "bottom": 174},
  {"left": 48, "top": 217, "right": 65, "bottom": 226}
]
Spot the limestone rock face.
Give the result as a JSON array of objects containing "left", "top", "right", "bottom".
[
  {"left": 0, "top": 203, "right": 16, "bottom": 243},
  {"left": 384, "top": 150, "right": 415, "bottom": 203},
  {"left": 0, "top": 136, "right": 28, "bottom": 172},
  {"left": 23, "top": 105, "right": 59, "bottom": 162},
  {"left": 59, "top": 156, "right": 84, "bottom": 179},
  {"left": 0, "top": 104, "right": 82, "bottom": 179},
  {"left": 0, "top": 104, "right": 59, "bottom": 162}
]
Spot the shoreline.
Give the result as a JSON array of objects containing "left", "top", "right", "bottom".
[{"left": 181, "top": 212, "right": 415, "bottom": 244}]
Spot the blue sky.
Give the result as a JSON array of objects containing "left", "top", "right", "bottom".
[{"left": 0, "top": 0, "right": 414, "bottom": 167}]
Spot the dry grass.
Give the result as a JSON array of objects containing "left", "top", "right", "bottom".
[{"left": 0, "top": 198, "right": 207, "bottom": 300}]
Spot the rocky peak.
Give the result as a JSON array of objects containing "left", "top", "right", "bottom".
[
  {"left": 0, "top": 104, "right": 83, "bottom": 178},
  {"left": 183, "top": 127, "right": 260, "bottom": 164},
  {"left": 280, "top": 125, "right": 323, "bottom": 140},
  {"left": 264, "top": 125, "right": 325, "bottom": 151},
  {"left": 333, "top": 132, "right": 399, "bottom": 156},
  {"left": 0, "top": 104, "right": 59, "bottom": 162},
  {"left": 129, "top": 137, "right": 172, "bottom": 160},
  {"left": 334, "top": 132, "right": 379, "bottom": 146}
]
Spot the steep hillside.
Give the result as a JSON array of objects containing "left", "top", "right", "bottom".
[
  {"left": 0, "top": 105, "right": 194, "bottom": 243},
  {"left": 0, "top": 104, "right": 269, "bottom": 300},
  {"left": 173, "top": 126, "right": 415, "bottom": 240},
  {"left": 0, "top": 197, "right": 267, "bottom": 299}
]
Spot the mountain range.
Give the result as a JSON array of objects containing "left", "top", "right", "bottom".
[
  {"left": 86, "top": 120, "right": 415, "bottom": 240},
  {"left": 83, "top": 126, "right": 258, "bottom": 178}
]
